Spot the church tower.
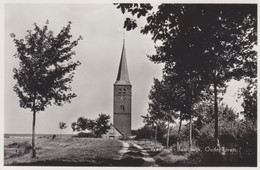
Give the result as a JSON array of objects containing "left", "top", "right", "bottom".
[{"left": 113, "top": 40, "right": 132, "bottom": 138}]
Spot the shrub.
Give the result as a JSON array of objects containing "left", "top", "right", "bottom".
[
  {"left": 236, "top": 120, "right": 257, "bottom": 154},
  {"left": 161, "top": 134, "right": 178, "bottom": 146},
  {"left": 135, "top": 125, "right": 153, "bottom": 140},
  {"left": 77, "top": 132, "right": 96, "bottom": 138},
  {"left": 196, "top": 124, "right": 215, "bottom": 149}
]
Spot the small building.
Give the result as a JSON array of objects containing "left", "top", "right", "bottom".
[{"left": 102, "top": 124, "right": 123, "bottom": 139}]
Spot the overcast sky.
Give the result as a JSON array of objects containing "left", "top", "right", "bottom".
[{"left": 4, "top": 3, "right": 245, "bottom": 134}]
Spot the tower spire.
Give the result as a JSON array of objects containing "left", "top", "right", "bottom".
[{"left": 114, "top": 39, "right": 131, "bottom": 85}]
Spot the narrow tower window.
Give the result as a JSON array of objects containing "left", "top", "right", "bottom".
[
  {"left": 123, "top": 89, "right": 126, "bottom": 94},
  {"left": 119, "top": 88, "right": 122, "bottom": 93},
  {"left": 120, "top": 105, "right": 125, "bottom": 112}
]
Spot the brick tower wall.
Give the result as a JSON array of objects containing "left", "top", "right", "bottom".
[{"left": 113, "top": 85, "right": 131, "bottom": 138}]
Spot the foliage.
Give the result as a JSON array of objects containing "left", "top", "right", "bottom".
[
  {"left": 73, "top": 117, "right": 94, "bottom": 132},
  {"left": 73, "top": 113, "right": 111, "bottom": 137},
  {"left": 59, "top": 122, "right": 67, "bottom": 130},
  {"left": 93, "top": 113, "right": 111, "bottom": 137},
  {"left": 161, "top": 134, "right": 178, "bottom": 147},
  {"left": 77, "top": 132, "right": 96, "bottom": 138},
  {"left": 147, "top": 78, "right": 182, "bottom": 147},
  {"left": 10, "top": 20, "right": 82, "bottom": 157},
  {"left": 11, "top": 20, "right": 82, "bottom": 112},
  {"left": 147, "top": 75, "right": 207, "bottom": 148},
  {"left": 193, "top": 104, "right": 236, "bottom": 148},
  {"left": 116, "top": 3, "right": 257, "bottom": 148},
  {"left": 194, "top": 103, "right": 257, "bottom": 159},
  {"left": 71, "top": 122, "right": 78, "bottom": 132},
  {"left": 58, "top": 122, "right": 67, "bottom": 135},
  {"left": 115, "top": 3, "right": 152, "bottom": 31},
  {"left": 196, "top": 123, "right": 215, "bottom": 149},
  {"left": 135, "top": 125, "right": 154, "bottom": 140},
  {"left": 148, "top": 78, "right": 178, "bottom": 123},
  {"left": 238, "top": 78, "right": 257, "bottom": 124},
  {"left": 131, "top": 129, "right": 137, "bottom": 136},
  {"left": 236, "top": 120, "right": 257, "bottom": 154}
]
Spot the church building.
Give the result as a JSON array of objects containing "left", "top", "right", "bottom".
[{"left": 113, "top": 40, "right": 132, "bottom": 138}]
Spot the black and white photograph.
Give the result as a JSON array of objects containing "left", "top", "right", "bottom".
[{"left": 2, "top": 0, "right": 258, "bottom": 168}]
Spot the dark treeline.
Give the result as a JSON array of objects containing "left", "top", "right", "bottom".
[{"left": 116, "top": 4, "right": 257, "bottom": 166}]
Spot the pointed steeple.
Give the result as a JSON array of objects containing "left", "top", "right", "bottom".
[{"left": 114, "top": 39, "right": 131, "bottom": 85}]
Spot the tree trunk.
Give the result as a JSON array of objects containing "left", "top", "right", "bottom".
[
  {"left": 155, "top": 124, "right": 158, "bottom": 141},
  {"left": 177, "top": 113, "right": 182, "bottom": 139},
  {"left": 177, "top": 114, "right": 182, "bottom": 149},
  {"left": 214, "top": 75, "right": 220, "bottom": 148},
  {"left": 32, "top": 99, "right": 36, "bottom": 158},
  {"left": 189, "top": 112, "right": 192, "bottom": 149},
  {"left": 166, "top": 119, "right": 170, "bottom": 148}
]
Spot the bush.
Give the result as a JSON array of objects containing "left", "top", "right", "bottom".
[
  {"left": 77, "top": 132, "right": 96, "bottom": 138},
  {"left": 196, "top": 124, "right": 215, "bottom": 149},
  {"left": 219, "top": 132, "right": 237, "bottom": 148},
  {"left": 135, "top": 125, "right": 153, "bottom": 140},
  {"left": 161, "top": 134, "right": 178, "bottom": 147},
  {"left": 236, "top": 120, "right": 257, "bottom": 154}
]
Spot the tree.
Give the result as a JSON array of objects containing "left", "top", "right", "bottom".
[
  {"left": 116, "top": 4, "right": 257, "bottom": 148},
  {"left": 74, "top": 114, "right": 111, "bottom": 137},
  {"left": 148, "top": 78, "right": 179, "bottom": 147},
  {"left": 147, "top": 71, "right": 209, "bottom": 149},
  {"left": 93, "top": 113, "right": 111, "bottom": 137},
  {"left": 164, "top": 71, "right": 210, "bottom": 149},
  {"left": 71, "top": 122, "right": 78, "bottom": 134},
  {"left": 58, "top": 122, "right": 67, "bottom": 136},
  {"left": 238, "top": 78, "right": 257, "bottom": 124},
  {"left": 10, "top": 20, "right": 82, "bottom": 158},
  {"left": 135, "top": 125, "right": 154, "bottom": 140},
  {"left": 75, "top": 117, "right": 94, "bottom": 132}
]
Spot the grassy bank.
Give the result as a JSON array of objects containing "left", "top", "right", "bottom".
[{"left": 4, "top": 136, "right": 122, "bottom": 166}]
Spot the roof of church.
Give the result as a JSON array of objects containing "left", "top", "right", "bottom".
[
  {"left": 114, "top": 40, "right": 131, "bottom": 86},
  {"left": 111, "top": 124, "right": 124, "bottom": 136}
]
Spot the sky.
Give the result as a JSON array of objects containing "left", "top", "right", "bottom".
[{"left": 4, "top": 3, "right": 246, "bottom": 135}]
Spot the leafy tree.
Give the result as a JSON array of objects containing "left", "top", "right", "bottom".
[
  {"left": 116, "top": 4, "right": 257, "bottom": 148},
  {"left": 71, "top": 122, "right": 78, "bottom": 134},
  {"left": 10, "top": 20, "right": 82, "bottom": 157},
  {"left": 165, "top": 71, "right": 210, "bottom": 149},
  {"left": 115, "top": 3, "right": 153, "bottom": 31},
  {"left": 74, "top": 117, "right": 95, "bottom": 132},
  {"left": 135, "top": 125, "right": 154, "bottom": 140},
  {"left": 147, "top": 72, "right": 209, "bottom": 149},
  {"left": 142, "top": 114, "right": 166, "bottom": 142},
  {"left": 194, "top": 103, "right": 238, "bottom": 148},
  {"left": 58, "top": 122, "right": 67, "bottom": 136},
  {"left": 76, "top": 117, "right": 88, "bottom": 131},
  {"left": 74, "top": 114, "right": 110, "bottom": 137},
  {"left": 238, "top": 78, "right": 257, "bottom": 124},
  {"left": 148, "top": 78, "right": 180, "bottom": 147},
  {"left": 142, "top": 113, "right": 159, "bottom": 141},
  {"left": 93, "top": 113, "right": 111, "bottom": 137}
]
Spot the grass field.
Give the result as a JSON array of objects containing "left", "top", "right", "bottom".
[
  {"left": 4, "top": 136, "right": 122, "bottom": 166},
  {"left": 5, "top": 135, "right": 255, "bottom": 166}
]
